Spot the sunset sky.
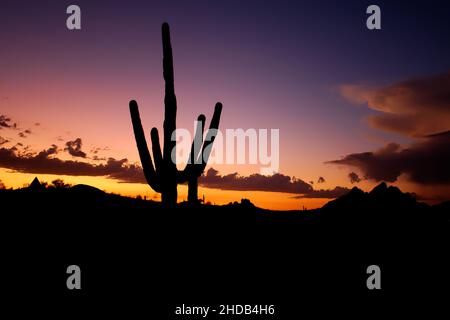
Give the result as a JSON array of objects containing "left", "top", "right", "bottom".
[{"left": 1, "top": 0, "right": 450, "bottom": 209}]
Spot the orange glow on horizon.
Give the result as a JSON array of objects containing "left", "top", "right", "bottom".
[{"left": 0, "top": 169, "right": 332, "bottom": 210}]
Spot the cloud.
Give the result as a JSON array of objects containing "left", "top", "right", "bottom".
[
  {"left": 294, "top": 186, "right": 351, "bottom": 199},
  {"left": 196, "top": 169, "right": 348, "bottom": 198},
  {"left": 18, "top": 129, "right": 31, "bottom": 138},
  {"left": 317, "top": 176, "right": 325, "bottom": 183},
  {"left": 339, "top": 71, "right": 450, "bottom": 137},
  {"left": 89, "top": 146, "right": 110, "bottom": 160},
  {"left": 0, "top": 141, "right": 352, "bottom": 199},
  {"left": 0, "top": 115, "right": 15, "bottom": 129},
  {"left": 327, "top": 131, "right": 450, "bottom": 185},
  {"left": 198, "top": 168, "right": 314, "bottom": 194},
  {"left": 107, "top": 161, "right": 147, "bottom": 183},
  {"left": 65, "top": 138, "right": 87, "bottom": 158},
  {"left": 348, "top": 172, "right": 361, "bottom": 184},
  {"left": 0, "top": 136, "right": 9, "bottom": 145},
  {"left": 0, "top": 144, "right": 146, "bottom": 183},
  {"left": 41, "top": 144, "right": 58, "bottom": 157},
  {"left": 90, "top": 146, "right": 110, "bottom": 154},
  {"left": 92, "top": 155, "right": 107, "bottom": 161}
]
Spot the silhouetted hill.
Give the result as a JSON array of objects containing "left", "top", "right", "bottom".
[
  {"left": 319, "top": 182, "right": 445, "bottom": 227},
  {"left": 70, "top": 184, "right": 105, "bottom": 194},
  {"left": 0, "top": 181, "right": 448, "bottom": 222},
  {"left": 1, "top": 181, "right": 449, "bottom": 314},
  {"left": 433, "top": 200, "right": 450, "bottom": 220},
  {"left": 323, "top": 182, "right": 419, "bottom": 212}
]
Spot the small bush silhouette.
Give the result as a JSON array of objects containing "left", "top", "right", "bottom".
[{"left": 51, "top": 179, "right": 72, "bottom": 189}]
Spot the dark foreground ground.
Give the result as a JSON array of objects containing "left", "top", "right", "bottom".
[{"left": 1, "top": 183, "right": 449, "bottom": 317}]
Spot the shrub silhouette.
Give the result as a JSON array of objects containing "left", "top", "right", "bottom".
[{"left": 129, "top": 23, "right": 222, "bottom": 207}]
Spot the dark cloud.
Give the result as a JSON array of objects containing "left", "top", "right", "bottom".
[
  {"left": 107, "top": 161, "right": 147, "bottom": 183},
  {"left": 0, "top": 144, "right": 145, "bottom": 183},
  {"left": 0, "top": 136, "right": 9, "bottom": 145},
  {"left": 86, "top": 146, "right": 111, "bottom": 161},
  {"left": 18, "top": 129, "right": 32, "bottom": 138},
  {"left": 317, "top": 176, "right": 325, "bottom": 183},
  {"left": 0, "top": 178, "right": 5, "bottom": 189},
  {"left": 198, "top": 168, "right": 314, "bottom": 194},
  {"left": 295, "top": 186, "right": 351, "bottom": 199},
  {"left": 348, "top": 172, "right": 361, "bottom": 184},
  {"left": 92, "top": 155, "right": 107, "bottom": 161},
  {"left": 65, "top": 138, "right": 87, "bottom": 158},
  {"left": 198, "top": 169, "right": 350, "bottom": 198},
  {"left": 90, "top": 146, "right": 110, "bottom": 156},
  {"left": 0, "top": 115, "right": 13, "bottom": 129},
  {"left": 327, "top": 131, "right": 450, "bottom": 185},
  {"left": 39, "top": 144, "right": 58, "bottom": 157},
  {"left": 0, "top": 143, "right": 352, "bottom": 198},
  {"left": 340, "top": 71, "right": 450, "bottom": 137}
]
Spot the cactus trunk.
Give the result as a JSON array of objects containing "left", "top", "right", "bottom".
[
  {"left": 188, "top": 178, "right": 198, "bottom": 204},
  {"left": 161, "top": 22, "right": 178, "bottom": 207},
  {"left": 162, "top": 184, "right": 178, "bottom": 206}
]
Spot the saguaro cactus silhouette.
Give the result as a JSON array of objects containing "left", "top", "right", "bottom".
[{"left": 129, "top": 22, "right": 222, "bottom": 207}]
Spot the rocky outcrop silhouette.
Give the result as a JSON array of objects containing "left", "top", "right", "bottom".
[
  {"left": 28, "top": 177, "right": 43, "bottom": 191},
  {"left": 319, "top": 182, "right": 439, "bottom": 227}
]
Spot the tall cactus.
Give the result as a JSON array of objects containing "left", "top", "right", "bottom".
[{"left": 129, "top": 22, "right": 222, "bottom": 207}]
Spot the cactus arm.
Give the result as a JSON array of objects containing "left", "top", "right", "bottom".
[
  {"left": 129, "top": 100, "right": 161, "bottom": 192},
  {"left": 179, "top": 114, "right": 206, "bottom": 183},
  {"left": 197, "top": 102, "right": 223, "bottom": 174},
  {"left": 190, "top": 114, "right": 206, "bottom": 165},
  {"left": 150, "top": 127, "right": 163, "bottom": 172},
  {"left": 186, "top": 114, "right": 206, "bottom": 202}
]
